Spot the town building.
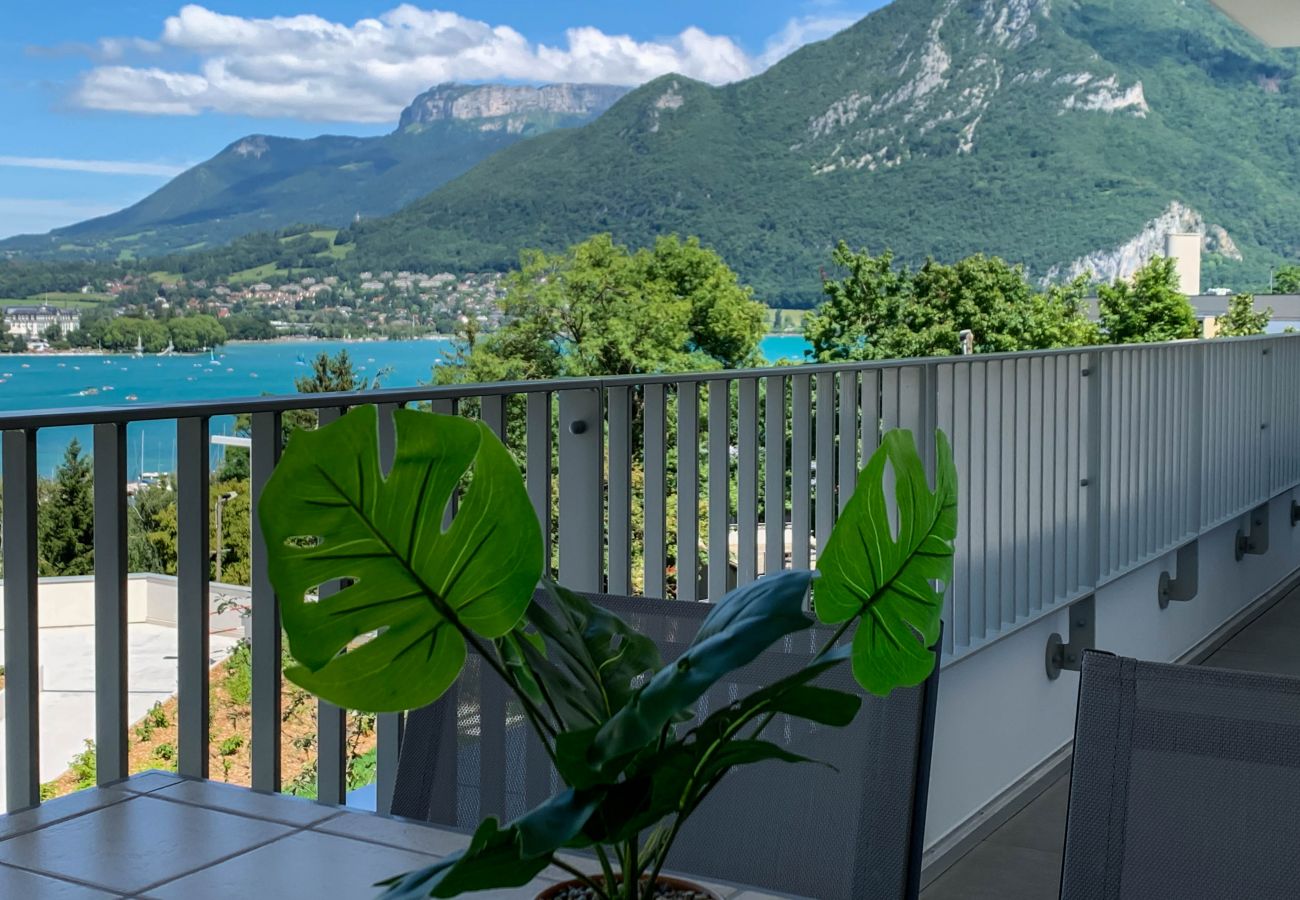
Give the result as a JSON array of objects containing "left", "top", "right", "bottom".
[{"left": 4, "top": 305, "right": 81, "bottom": 339}]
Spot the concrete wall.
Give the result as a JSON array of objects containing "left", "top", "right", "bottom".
[
  {"left": 924, "top": 488, "right": 1300, "bottom": 850},
  {"left": 0, "top": 573, "right": 250, "bottom": 634}
]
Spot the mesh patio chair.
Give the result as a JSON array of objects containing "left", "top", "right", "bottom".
[
  {"left": 391, "top": 590, "right": 942, "bottom": 900},
  {"left": 1061, "top": 650, "right": 1300, "bottom": 900}
]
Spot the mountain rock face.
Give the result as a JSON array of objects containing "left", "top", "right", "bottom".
[
  {"left": 0, "top": 83, "right": 626, "bottom": 259},
  {"left": 1049, "top": 201, "right": 1242, "bottom": 285},
  {"left": 398, "top": 83, "right": 628, "bottom": 132},
  {"left": 351, "top": 0, "right": 1300, "bottom": 303}
]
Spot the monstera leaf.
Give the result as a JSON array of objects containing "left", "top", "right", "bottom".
[
  {"left": 815, "top": 429, "right": 957, "bottom": 696},
  {"left": 557, "top": 569, "right": 816, "bottom": 786},
  {"left": 258, "top": 406, "right": 542, "bottom": 712}
]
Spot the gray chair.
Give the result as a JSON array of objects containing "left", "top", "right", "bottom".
[
  {"left": 1061, "top": 651, "right": 1300, "bottom": 900},
  {"left": 391, "top": 590, "right": 942, "bottom": 900}
]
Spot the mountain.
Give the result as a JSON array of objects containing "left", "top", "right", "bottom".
[
  {"left": 348, "top": 0, "right": 1300, "bottom": 304},
  {"left": 0, "top": 83, "right": 627, "bottom": 260}
]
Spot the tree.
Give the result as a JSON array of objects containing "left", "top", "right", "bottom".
[
  {"left": 167, "top": 315, "right": 227, "bottom": 352},
  {"left": 37, "top": 440, "right": 95, "bottom": 576},
  {"left": 1274, "top": 265, "right": 1300, "bottom": 294},
  {"left": 294, "top": 349, "right": 362, "bottom": 393},
  {"left": 804, "top": 243, "right": 1098, "bottom": 361},
  {"left": 438, "top": 234, "right": 766, "bottom": 384},
  {"left": 1098, "top": 257, "right": 1199, "bottom": 345},
  {"left": 1216, "top": 293, "right": 1271, "bottom": 336}
]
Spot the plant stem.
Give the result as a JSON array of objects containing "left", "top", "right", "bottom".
[
  {"left": 596, "top": 845, "right": 619, "bottom": 895},
  {"left": 626, "top": 836, "right": 639, "bottom": 900}
]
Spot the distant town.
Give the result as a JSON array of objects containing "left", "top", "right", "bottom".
[{"left": 2, "top": 268, "right": 506, "bottom": 353}]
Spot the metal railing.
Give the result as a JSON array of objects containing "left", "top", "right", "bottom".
[{"left": 3, "top": 333, "right": 1298, "bottom": 813}]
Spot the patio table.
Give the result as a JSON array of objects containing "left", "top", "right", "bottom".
[{"left": 0, "top": 771, "right": 784, "bottom": 900}]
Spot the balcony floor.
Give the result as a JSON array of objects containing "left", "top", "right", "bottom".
[{"left": 921, "top": 582, "right": 1300, "bottom": 900}]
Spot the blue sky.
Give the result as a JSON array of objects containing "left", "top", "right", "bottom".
[{"left": 0, "top": 1, "right": 884, "bottom": 240}]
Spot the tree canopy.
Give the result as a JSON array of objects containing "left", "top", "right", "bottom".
[
  {"left": 1215, "top": 293, "right": 1271, "bottom": 337},
  {"left": 804, "top": 243, "right": 1098, "bottom": 361},
  {"left": 1097, "top": 257, "right": 1199, "bottom": 345},
  {"left": 437, "top": 234, "right": 766, "bottom": 384}
]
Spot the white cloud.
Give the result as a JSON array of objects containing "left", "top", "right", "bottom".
[
  {"left": 758, "top": 14, "right": 863, "bottom": 67},
  {"left": 67, "top": 4, "right": 851, "bottom": 123},
  {"left": 0, "top": 198, "right": 124, "bottom": 239},
  {"left": 0, "top": 156, "right": 187, "bottom": 177}
]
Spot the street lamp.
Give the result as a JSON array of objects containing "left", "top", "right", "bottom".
[{"left": 215, "top": 491, "right": 238, "bottom": 582}]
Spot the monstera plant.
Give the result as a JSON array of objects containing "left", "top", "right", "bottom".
[{"left": 259, "top": 406, "right": 957, "bottom": 900}]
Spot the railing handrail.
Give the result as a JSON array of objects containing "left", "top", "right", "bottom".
[{"left": 0, "top": 332, "right": 1290, "bottom": 430}]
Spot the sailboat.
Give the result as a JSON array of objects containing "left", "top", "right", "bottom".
[
  {"left": 295, "top": 353, "right": 307, "bottom": 366},
  {"left": 134, "top": 335, "right": 144, "bottom": 359},
  {"left": 158, "top": 340, "right": 175, "bottom": 357}
]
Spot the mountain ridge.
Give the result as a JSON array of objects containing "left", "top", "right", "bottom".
[
  {"left": 345, "top": 0, "right": 1300, "bottom": 303},
  {"left": 0, "top": 82, "right": 628, "bottom": 259}
]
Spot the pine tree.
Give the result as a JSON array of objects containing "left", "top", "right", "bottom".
[{"left": 37, "top": 440, "right": 95, "bottom": 576}]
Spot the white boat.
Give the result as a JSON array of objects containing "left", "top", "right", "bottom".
[{"left": 134, "top": 336, "right": 144, "bottom": 358}]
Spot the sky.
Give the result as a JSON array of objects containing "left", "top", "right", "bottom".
[{"left": 0, "top": 0, "right": 885, "bottom": 240}]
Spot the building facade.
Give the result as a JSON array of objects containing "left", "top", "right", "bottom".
[{"left": 4, "top": 306, "right": 82, "bottom": 339}]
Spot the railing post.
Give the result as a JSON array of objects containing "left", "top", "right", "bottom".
[
  {"left": 558, "top": 389, "right": 604, "bottom": 592},
  {"left": 314, "top": 406, "right": 347, "bottom": 807},
  {"left": 176, "top": 416, "right": 211, "bottom": 779},
  {"left": 707, "top": 379, "right": 731, "bottom": 600},
  {"left": 1083, "top": 351, "right": 1104, "bottom": 592},
  {"left": 3, "top": 429, "right": 40, "bottom": 811},
  {"left": 374, "top": 403, "right": 403, "bottom": 815},
  {"left": 93, "top": 421, "right": 129, "bottom": 784},
  {"left": 250, "top": 410, "right": 282, "bottom": 793},
  {"left": 644, "top": 385, "right": 668, "bottom": 597},
  {"left": 608, "top": 386, "right": 633, "bottom": 596}
]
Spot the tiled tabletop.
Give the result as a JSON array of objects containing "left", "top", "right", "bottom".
[{"left": 0, "top": 772, "right": 783, "bottom": 900}]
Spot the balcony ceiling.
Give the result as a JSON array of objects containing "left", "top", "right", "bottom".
[{"left": 1211, "top": 0, "right": 1300, "bottom": 46}]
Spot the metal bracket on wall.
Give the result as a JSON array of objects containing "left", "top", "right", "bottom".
[
  {"left": 1046, "top": 594, "right": 1095, "bottom": 680},
  {"left": 1291, "top": 498, "right": 1300, "bottom": 527},
  {"left": 1158, "top": 540, "right": 1199, "bottom": 609},
  {"left": 1235, "top": 503, "right": 1270, "bottom": 561}
]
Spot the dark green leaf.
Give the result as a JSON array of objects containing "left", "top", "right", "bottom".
[
  {"left": 573, "top": 570, "right": 815, "bottom": 778},
  {"left": 815, "top": 429, "right": 958, "bottom": 696},
  {"left": 377, "top": 789, "right": 601, "bottom": 899},
  {"left": 258, "top": 406, "right": 542, "bottom": 712},
  {"left": 515, "top": 581, "right": 663, "bottom": 732}
]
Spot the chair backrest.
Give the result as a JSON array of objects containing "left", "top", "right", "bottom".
[
  {"left": 1062, "top": 651, "right": 1300, "bottom": 900},
  {"left": 391, "top": 591, "right": 942, "bottom": 900}
]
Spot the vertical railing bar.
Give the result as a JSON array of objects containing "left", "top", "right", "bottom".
[
  {"left": 608, "top": 386, "right": 633, "bottom": 596},
  {"left": 374, "top": 402, "right": 403, "bottom": 814},
  {"left": 968, "top": 363, "right": 987, "bottom": 643},
  {"left": 678, "top": 385, "right": 700, "bottom": 601},
  {"left": 1015, "top": 358, "right": 1030, "bottom": 620},
  {"left": 558, "top": 390, "right": 604, "bottom": 592},
  {"left": 643, "top": 385, "right": 667, "bottom": 597},
  {"left": 93, "top": 421, "right": 129, "bottom": 784},
  {"left": 480, "top": 394, "right": 508, "bottom": 443},
  {"left": 314, "top": 406, "right": 347, "bottom": 807},
  {"left": 935, "top": 364, "right": 957, "bottom": 655},
  {"left": 837, "top": 371, "right": 858, "bottom": 514},
  {"left": 1085, "top": 351, "right": 1104, "bottom": 590},
  {"left": 1000, "top": 362, "right": 1016, "bottom": 627},
  {"left": 250, "top": 410, "right": 283, "bottom": 793},
  {"left": 954, "top": 363, "right": 973, "bottom": 648},
  {"left": 984, "top": 362, "right": 1001, "bottom": 634},
  {"left": 737, "top": 378, "right": 759, "bottom": 585},
  {"left": 790, "top": 374, "right": 813, "bottom": 570},
  {"left": 525, "top": 393, "right": 552, "bottom": 573},
  {"left": 3, "top": 429, "right": 40, "bottom": 811},
  {"left": 1027, "top": 357, "right": 1043, "bottom": 614},
  {"left": 764, "top": 376, "right": 787, "bottom": 577},
  {"left": 707, "top": 380, "right": 731, "bottom": 600},
  {"left": 814, "top": 371, "right": 836, "bottom": 558},
  {"left": 176, "top": 416, "right": 211, "bottom": 780}
]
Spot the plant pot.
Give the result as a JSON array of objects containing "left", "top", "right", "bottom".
[{"left": 536, "top": 875, "right": 721, "bottom": 900}]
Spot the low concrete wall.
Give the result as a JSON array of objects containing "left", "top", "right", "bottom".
[
  {"left": 924, "top": 488, "right": 1300, "bottom": 859},
  {"left": 0, "top": 573, "right": 250, "bottom": 634}
]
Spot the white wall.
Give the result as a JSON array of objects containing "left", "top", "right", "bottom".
[{"left": 925, "top": 488, "right": 1300, "bottom": 847}]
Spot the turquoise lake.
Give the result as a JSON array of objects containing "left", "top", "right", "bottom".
[{"left": 0, "top": 335, "right": 812, "bottom": 478}]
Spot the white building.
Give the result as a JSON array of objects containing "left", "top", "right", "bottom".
[{"left": 5, "top": 305, "right": 81, "bottom": 339}]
